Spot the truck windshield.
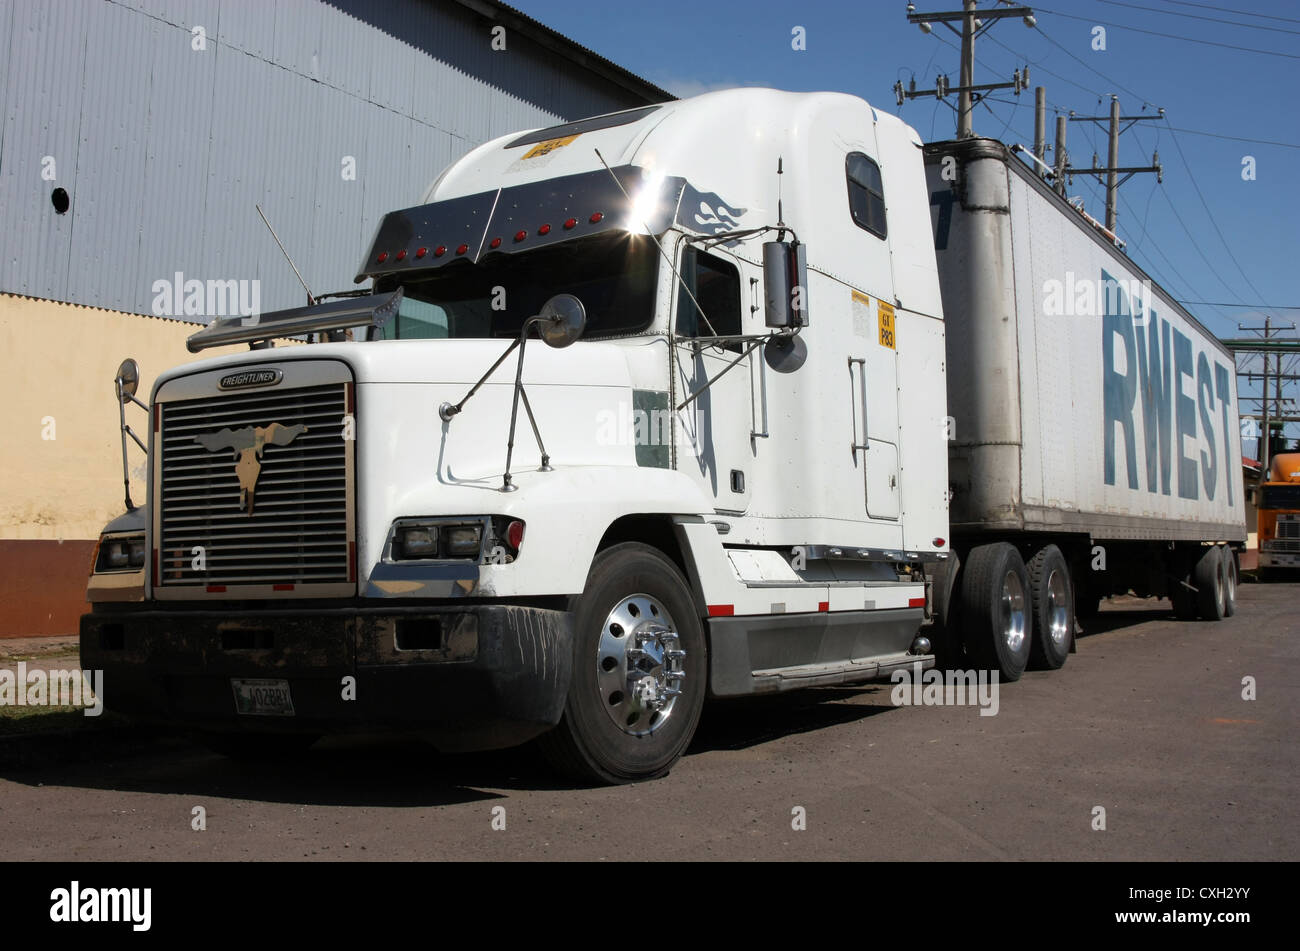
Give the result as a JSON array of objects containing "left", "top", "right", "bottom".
[
  {"left": 1259, "top": 484, "right": 1300, "bottom": 509},
  {"left": 376, "top": 233, "right": 659, "bottom": 341}
]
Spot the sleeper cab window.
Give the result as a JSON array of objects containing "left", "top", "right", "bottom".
[
  {"left": 675, "top": 247, "right": 743, "bottom": 352},
  {"left": 846, "top": 152, "right": 887, "bottom": 239}
]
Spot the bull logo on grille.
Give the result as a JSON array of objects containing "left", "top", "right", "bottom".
[{"left": 195, "top": 423, "right": 308, "bottom": 515}]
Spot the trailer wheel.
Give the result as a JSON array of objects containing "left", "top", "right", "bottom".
[
  {"left": 1222, "top": 547, "right": 1238, "bottom": 617},
  {"left": 537, "top": 542, "right": 706, "bottom": 785},
  {"left": 1193, "top": 545, "right": 1227, "bottom": 621},
  {"left": 960, "top": 543, "right": 1032, "bottom": 682},
  {"left": 1027, "top": 545, "right": 1072, "bottom": 670}
]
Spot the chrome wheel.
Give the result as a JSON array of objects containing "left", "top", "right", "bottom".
[
  {"left": 1001, "top": 570, "right": 1028, "bottom": 654},
  {"left": 596, "top": 593, "right": 686, "bottom": 737},
  {"left": 1045, "top": 567, "right": 1069, "bottom": 649}
]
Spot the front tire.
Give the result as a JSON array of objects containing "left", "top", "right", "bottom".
[
  {"left": 961, "top": 542, "right": 1032, "bottom": 682},
  {"left": 537, "top": 543, "right": 706, "bottom": 784}
]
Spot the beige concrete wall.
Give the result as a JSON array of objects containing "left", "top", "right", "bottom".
[{"left": 0, "top": 293, "right": 252, "bottom": 540}]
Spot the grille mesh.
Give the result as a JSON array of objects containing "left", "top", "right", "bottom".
[{"left": 158, "top": 383, "right": 350, "bottom": 586}]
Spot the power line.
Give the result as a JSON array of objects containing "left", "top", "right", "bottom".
[
  {"left": 981, "top": 30, "right": 1107, "bottom": 102},
  {"left": 1176, "top": 301, "right": 1300, "bottom": 309},
  {"left": 1162, "top": 125, "right": 1300, "bottom": 151},
  {"left": 1035, "top": 6, "right": 1300, "bottom": 60},
  {"left": 1153, "top": 0, "right": 1300, "bottom": 25},
  {"left": 1154, "top": 183, "right": 1240, "bottom": 300},
  {"left": 1097, "top": 0, "right": 1300, "bottom": 35},
  {"left": 1030, "top": 21, "right": 1150, "bottom": 102},
  {"left": 1161, "top": 119, "right": 1269, "bottom": 306},
  {"left": 1117, "top": 188, "right": 1201, "bottom": 304}
]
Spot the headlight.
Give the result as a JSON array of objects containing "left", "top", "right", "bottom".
[
  {"left": 392, "top": 521, "right": 485, "bottom": 560},
  {"left": 398, "top": 525, "right": 439, "bottom": 558},
  {"left": 443, "top": 525, "right": 482, "bottom": 557},
  {"left": 95, "top": 534, "right": 146, "bottom": 572}
]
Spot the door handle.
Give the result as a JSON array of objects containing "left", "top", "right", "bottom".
[{"left": 848, "top": 357, "right": 869, "bottom": 454}]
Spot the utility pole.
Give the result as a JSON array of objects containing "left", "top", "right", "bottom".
[
  {"left": 1260, "top": 317, "right": 1271, "bottom": 483},
  {"left": 896, "top": 3, "right": 1036, "bottom": 139},
  {"left": 958, "top": 0, "right": 976, "bottom": 137},
  {"left": 1053, "top": 114, "right": 1067, "bottom": 195},
  {"left": 1034, "top": 85, "right": 1047, "bottom": 174},
  {"left": 1066, "top": 97, "right": 1163, "bottom": 234},
  {"left": 1233, "top": 316, "right": 1299, "bottom": 488},
  {"left": 1106, "top": 97, "right": 1120, "bottom": 232}
]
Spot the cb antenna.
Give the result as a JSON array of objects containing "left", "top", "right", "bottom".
[
  {"left": 256, "top": 203, "right": 316, "bottom": 306},
  {"left": 776, "top": 157, "right": 786, "bottom": 242}
]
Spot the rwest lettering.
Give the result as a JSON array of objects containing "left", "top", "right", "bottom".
[{"left": 1101, "top": 269, "right": 1233, "bottom": 503}]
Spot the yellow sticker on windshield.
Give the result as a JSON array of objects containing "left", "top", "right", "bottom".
[{"left": 524, "top": 134, "right": 579, "bottom": 159}]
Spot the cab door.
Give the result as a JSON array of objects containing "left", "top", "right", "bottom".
[{"left": 673, "top": 245, "right": 754, "bottom": 512}]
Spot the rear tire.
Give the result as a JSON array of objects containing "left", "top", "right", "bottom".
[
  {"left": 1027, "top": 545, "right": 1072, "bottom": 670},
  {"left": 537, "top": 543, "right": 706, "bottom": 785},
  {"left": 1222, "top": 547, "right": 1238, "bottom": 617},
  {"left": 1193, "top": 545, "right": 1227, "bottom": 621},
  {"left": 960, "top": 542, "right": 1032, "bottom": 682}
]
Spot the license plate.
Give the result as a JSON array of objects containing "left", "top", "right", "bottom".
[{"left": 231, "top": 678, "right": 295, "bottom": 717}]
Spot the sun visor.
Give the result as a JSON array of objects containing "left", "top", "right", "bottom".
[{"left": 355, "top": 166, "right": 686, "bottom": 283}]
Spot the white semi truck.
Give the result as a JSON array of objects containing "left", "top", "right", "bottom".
[{"left": 82, "top": 89, "right": 1244, "bottom": 783}]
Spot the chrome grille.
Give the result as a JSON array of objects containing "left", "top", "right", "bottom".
[
  {"left": 1276, "top": 518, "right": 1300, "bottom": 540},
  {"left": 158, "top": 382, "right": 351, "bottom": 586}
]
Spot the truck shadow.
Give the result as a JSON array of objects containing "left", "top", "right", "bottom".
[
  {"left": 1079, "top": 599, "right": 1178, "bottom": 637},
  {"left": 0, "top": 686, "right": 900, "bottom": 801},
  {"left": 0, "top": 736, "right": 521, "bottom": 807},
  {"left": 691, "top": 685, "right": 899, "bottom": 754}
]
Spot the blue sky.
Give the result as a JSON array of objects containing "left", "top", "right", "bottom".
[{"left": 512, "top": 0, "right": 1299, "bottom": 445}]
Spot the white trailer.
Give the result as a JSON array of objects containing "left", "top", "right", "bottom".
[{"left": 923, "top": 137, "right": 1245, "bottom": 677}]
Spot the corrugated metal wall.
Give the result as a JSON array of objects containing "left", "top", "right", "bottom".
[{"left": 0, "top": 0, "right": 652, "bottom": 315}]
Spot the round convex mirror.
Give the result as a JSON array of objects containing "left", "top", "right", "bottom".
[
  {"left": 115, "top": 358, "right": 141, "bottom": 401},
  {"left": 537, "top": 294, "right": 586, "bottom": 348}
]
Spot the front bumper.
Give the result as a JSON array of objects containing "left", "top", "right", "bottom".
[
  {"left": 80, "top": 603, "right": 573, "bottom": 752},
  {"left": 1259, "top": 549, "right": 1300, "bottom": 569}
]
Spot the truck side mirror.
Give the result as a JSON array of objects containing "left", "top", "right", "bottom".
[
  {"left": 763, "top": 241, "right": 810, "bottom": 329},
  {"left": 537, "top": 294, "right": 586, "bottom": 348},
  {"left": 115, "top": 358, "right": 140, "bottom": 402}
]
